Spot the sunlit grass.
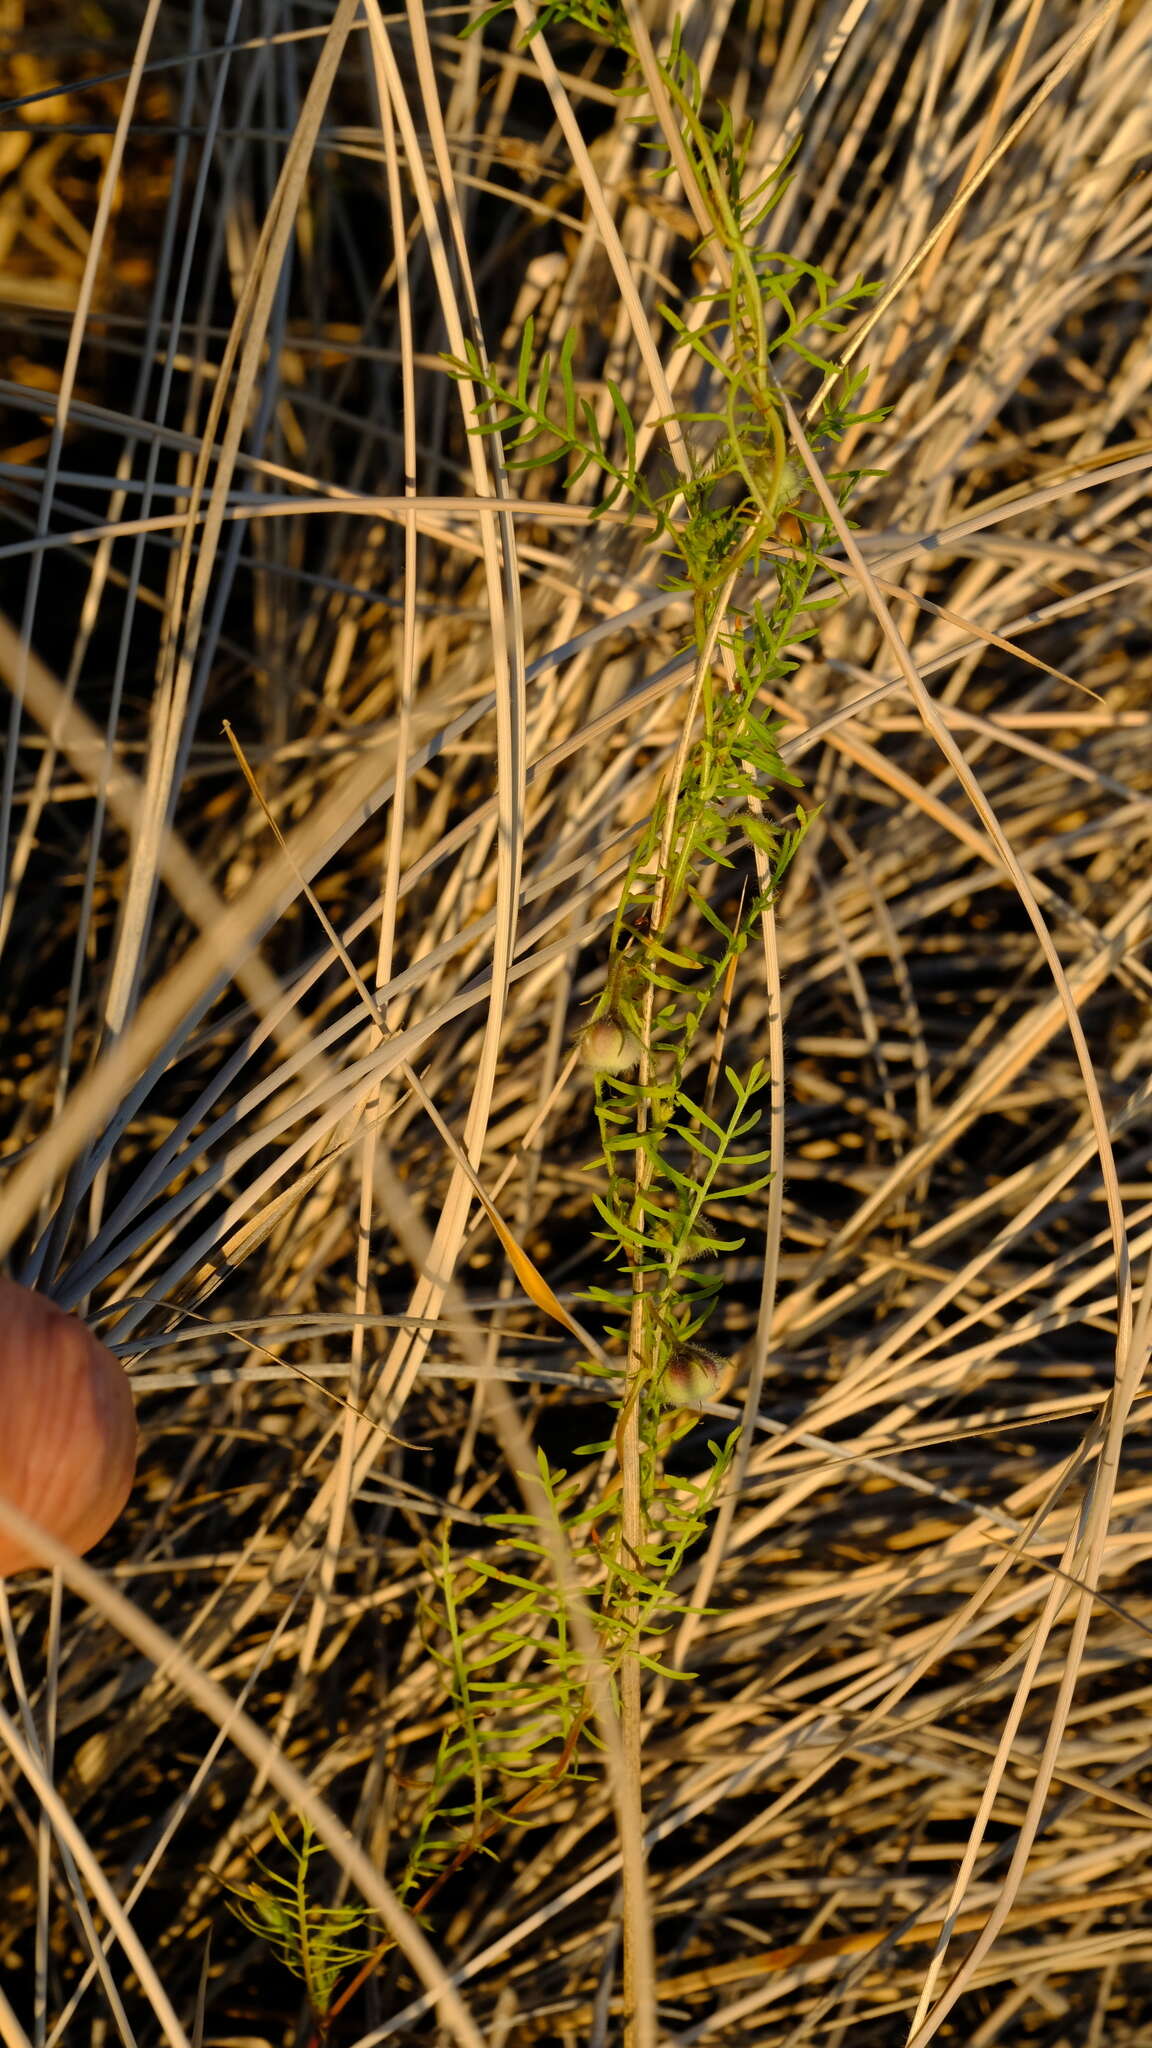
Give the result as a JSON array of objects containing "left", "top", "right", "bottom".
[{"left": 0, "top": 2, "right": 1150, "bottom": 2044}]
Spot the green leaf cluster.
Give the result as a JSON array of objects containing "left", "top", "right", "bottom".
[
  {"left": 221, "top": 1816, "right": 376, "bottom": 2024},
  {"left": 402, "top": 1429, "right": 736, "bottom": 1883}
]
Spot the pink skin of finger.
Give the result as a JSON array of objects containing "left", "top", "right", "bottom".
[{"left": 0, "top": 1280, "right": 137, "bottom": 1577}]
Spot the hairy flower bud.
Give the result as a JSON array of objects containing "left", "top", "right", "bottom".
[
  {"left": 663, "top": 1345, "right": 726, "bottom": 1409},
  {"left": 580, "top": 1014, "right": 643, "bottom": 1076}
]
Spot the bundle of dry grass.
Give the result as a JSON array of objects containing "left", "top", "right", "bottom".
[{"left": 1, "top": 1, "right": 1151, "bottom": 2044}]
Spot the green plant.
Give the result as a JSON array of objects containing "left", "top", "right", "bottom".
[
  {"left": 234, "top": 2, "right": 884, "bottom": 2029},
  {"left": 441, "top": 0, "right": 884, "bottom": 2024},
  {"left": 221, "top": 1816, "right": 378, "bottom": 2041}
]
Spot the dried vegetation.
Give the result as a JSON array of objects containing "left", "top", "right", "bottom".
[{"left": 1, "top": 1, "right": 1151, "bottom": 2044}]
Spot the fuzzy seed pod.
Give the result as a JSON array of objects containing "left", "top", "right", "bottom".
[
  {"left": 0, "top": 1280, "right": 137, "bottom": 1577},
  {"left": 663, "top": 1345, "right": 726, "bottom": 1409},
  {"left": 774, "top": 457, "right": 806, "bottom": 511},
  {"left": 580, "top": 1014, "right": 643, "bottom": 1076}
]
